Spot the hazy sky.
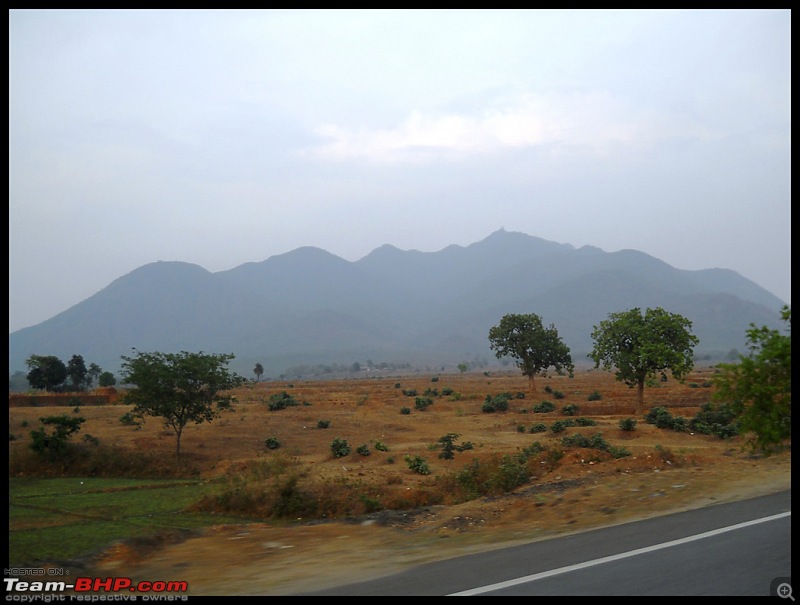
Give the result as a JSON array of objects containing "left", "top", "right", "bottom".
[{"left": 9, "top": 9, "right": 791, "bottom": 333}]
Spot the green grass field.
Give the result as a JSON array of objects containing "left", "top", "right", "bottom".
[{"left": 9, "top": 477, "right": 254, "bottom": 566}]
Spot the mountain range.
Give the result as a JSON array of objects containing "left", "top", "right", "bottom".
[{"left": 8, "top": 229, "right": 787, "bottom": 379}]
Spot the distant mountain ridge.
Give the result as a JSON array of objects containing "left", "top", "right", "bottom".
[{"left": 9, "top": 229, "right": 787, "bottom": 378}]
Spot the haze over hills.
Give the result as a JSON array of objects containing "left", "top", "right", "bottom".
[{"left": 8, "top": 229, "right": 787, "bottom": 380}]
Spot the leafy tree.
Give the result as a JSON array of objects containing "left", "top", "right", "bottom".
[
  {"left": 67, "top": 354, "right": 89, "bottom": 391},
  {"left": 98, "top": 371, "right": 117, "bottom": 387},
  {"left": 457, "top": 363, "right": 469, "bottom": 374},
  {"left": 120, "top": 350, "right": 245, "bottom": 458},
  {"left": 589, "top": 307, "right": 699, "bottom": 416},
  {"left": 29, "top": 415, "right": 85, "bottom": 460},
  {"left": 87, "top": 363, "right": 103, "bottom": 389},
  {"left": 713, "top": 306, "right": 790, "bottom": 455},
  {"left": 253, "top": 363, "right": 264, "bottom": 382},
  {"left": 25, "top": 355, "right": 67, "bottom": 392},
  {"left": 488, "top": 313, "right": 574, "bottom": 394}
]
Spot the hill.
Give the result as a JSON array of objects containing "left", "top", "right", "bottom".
[{"left": 8, "top": 229, "right": 787, "bottom": 379}]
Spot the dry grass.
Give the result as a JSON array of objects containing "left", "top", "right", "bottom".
[{"left": 8, "top": 367, "right": 791, "bottom": 595}]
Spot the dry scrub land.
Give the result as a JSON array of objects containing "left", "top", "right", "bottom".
[{"left": 8, "top": 368, "right": 791, "bottom": 595}]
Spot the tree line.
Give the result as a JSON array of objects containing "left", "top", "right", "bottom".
[
  {"left": 24, "top": 354, "right": 117, "bottom": 392},
  {"left": 18, "top": 305, "right": 791, "bottom": 460}
]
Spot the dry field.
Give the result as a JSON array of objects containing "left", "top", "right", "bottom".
[{"left": 8, "top": 367, "right": 791, "bottom": 595}]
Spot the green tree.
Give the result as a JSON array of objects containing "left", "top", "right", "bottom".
[
  {"left": 67, "top": 354, "right": 89, "bottom": 391},
  {"left": 713, "top": 306, "right": 791, "bottom": 455},
  {"left": 29, "top": 415, "right": 86, "bottom": 460},
  {"left": 87, "top": 363, "right": 102, "bottom": 389},
  {"left": 98, "top": 371, "right": 117, "bottom": 387},
  {"left": 25, "top": 355, "right": 67, "bottom": 392},
  {"left": 457, "top": 362, "right": 469, "bottom": 374},
  {"left": 589, "top": 307, "right": 699, "bottom": 416},
  {"left": 120, "top": 350, "right": 245, "bottom": 458},
  {"left": 488, "top": 313, "right": 574, "bottom": 394},
  {"left": 253, "top": 363, "right": 264, "bottom": 382}
]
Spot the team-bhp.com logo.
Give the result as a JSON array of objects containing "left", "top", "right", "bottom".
[{"left": 5, "top": 576, "right": 189, "bottom": 600}]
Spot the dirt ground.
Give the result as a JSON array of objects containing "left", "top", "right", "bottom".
[{"left": 9, "top": 368, "right": 792, "bottom": 595}]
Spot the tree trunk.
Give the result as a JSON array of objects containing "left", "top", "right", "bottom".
[
  {"left": 635, "top": 381, "right": 644, "bottom": 416},
  {"left": 528, "top": 374, "right": 537, "bottom": 395}
]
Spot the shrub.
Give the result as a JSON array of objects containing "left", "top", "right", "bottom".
[
  {"left": 645, "top": 406, "right": 688, "bottom": 432},
  {"left": 689, "top": 403, "right": 739, "bottom": 439},
  {"left": 415, "top": 397, "right": 434, "bottom": 411},
  {"left": 482, "top": 394, "right": 510, "bottom": 413},
  {"left": 552, "top": 390, "right": 565, "bottom": 400},
  {"left": 533, "top": 401, "right": 556, "bottom": 413},
  {"left": 402, "top": 389, "right": 417, "bottom": 397},
  {"left": 374, "top": 441, "right": 389, "bottom": 452},
  {"left": 619, "top": 418, "right": 637, "bottom": 431},
  {"left": 561, "top": 403, "right": 579, "bottom": 416},
  {"left": 400, "top": 407, "right": 411, "bottom": 415},
  {"left": 587, "top": 390, "right": 603, "bottom": 401},
  {"left": 330, "top": 438, "right": 351, "bottom": 458},
  {"left": 317, "top": 419, "right": 331, "bottom": 429},
  {"left": 119, "top": 412, "right": 141, "bottom": 427},
  {"left": 356, "top": 444, "right": 370, "bottom": 456},
  {"left": 404, "top": 455, "right": 430, "bottom": 475},
  {"left": 645, "top": 406, "right": 676, "bottom": 429},
  {"left": 551, "top": 420, "right": 568, "bottom": 434},
  {"left": 268, "top": 392, "right": 300, "bottom": 411},
  {"left": 574, "top": 417, "right": 597, "bottom": 426},
  {"left": 29, "top": 415, "right": 85, "bottom": 460},
  {"left": 529, "top": 423, "right": 548, "bottom": 434},
  {"left": 265, "top": 437, "right": 281, "bottom": 450}
]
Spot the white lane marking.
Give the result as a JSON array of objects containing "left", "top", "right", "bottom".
[{"left": 448, "top": 511, "right": 791, "bottom": 596}]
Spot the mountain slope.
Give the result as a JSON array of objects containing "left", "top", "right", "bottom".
[{"left": 9, "top": 230, "right": 787, "bottom": 378}]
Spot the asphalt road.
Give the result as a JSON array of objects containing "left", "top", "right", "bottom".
[{"left": 298, "top": 490, "right": 791, "bottom": 596}]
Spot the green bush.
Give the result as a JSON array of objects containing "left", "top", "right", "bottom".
[
  {"left": 317, "top": 419, "right": 331, "bottom": 429},
  {"left": 552, "top": 390, "right": 565, "bottom": 400},
  {"left": 482, "top": 393, "right": 510, "bottom": 413},
  {"left": 415, "top": 397, "right": 434, "bottom": 411},
  {"left": 574, "top": 417, "right": 597, "bottom": 426},
  {"left": 265, "top": 436, "right": 281, "bottom": 450},
  {"left": 404, "top": 455, "right": 430, "bottom": 475},
  {"left": 561, "top": 403, "right": 579, "bottom": 416},
  {"left": 119, "top": 412, "right": 141, "bottom": 427},
  {"left": 533, "top": 400, "right": 556, "bottom": 413},
  {"left": 29, "top": 415, "right": 85, "bottom": 460},
  {"left": 330, "top": 438, "right": 351, "bottom": 458},
  {"left": 374, "top": 441, "right": 389, "bottom": 452},
  {"left": 587, "top": 390, "right": 603, "bottom": 401},
  {"left": 400, "top": 407, "right": 411, "bottom": 415},
  {"left": 268, "top": 392, "right": 300, "bottom": 411},
  {"left": 356, "top": 444, "right": 370, "bottom": 456},
  {"left": 529, "top": 423, "right": 548, "bottom": 434},
  {"left": 689, "top": 403, "right": 740, "bottom": 439},
  {"left": 619, "top": 418, "right": 637, "bottom": 431},
  {"left": 551, "top": 420, "right": 568, "bottom": 434},
  {"left": 645, "top": 406, "right": 688, "bottom": 432}
]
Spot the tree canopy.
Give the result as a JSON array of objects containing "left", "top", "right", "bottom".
[
  {"left": 25, "top": 355, "right": 68, "bottom": 392},
  {"left": 589, "top": 307, "right": 698, "bottom": 415},
  {"left": 713, "top": 305, "right": 791, "bottom": 455},
  {"left": 120, "top": 350, "right": 246, "bottom": 458},
  {"left": 488, "top": 313, "right": 574, "bottom": 393}
]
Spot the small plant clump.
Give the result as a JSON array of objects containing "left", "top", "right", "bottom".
[
  {"left": 265, "top": 436, "right": 281, "bottom": 450},
  {"left": 267, "top": 392, "right": 301, "bottom": 411},
  {"left": 330, "top": 438, "right": 351, "bottom": 458},
  {"left": 404, "top": 455, "right": 431, "bottom": 475},
  {"left": 533, "top": 400, "right": 556, "bottom": 413}
]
